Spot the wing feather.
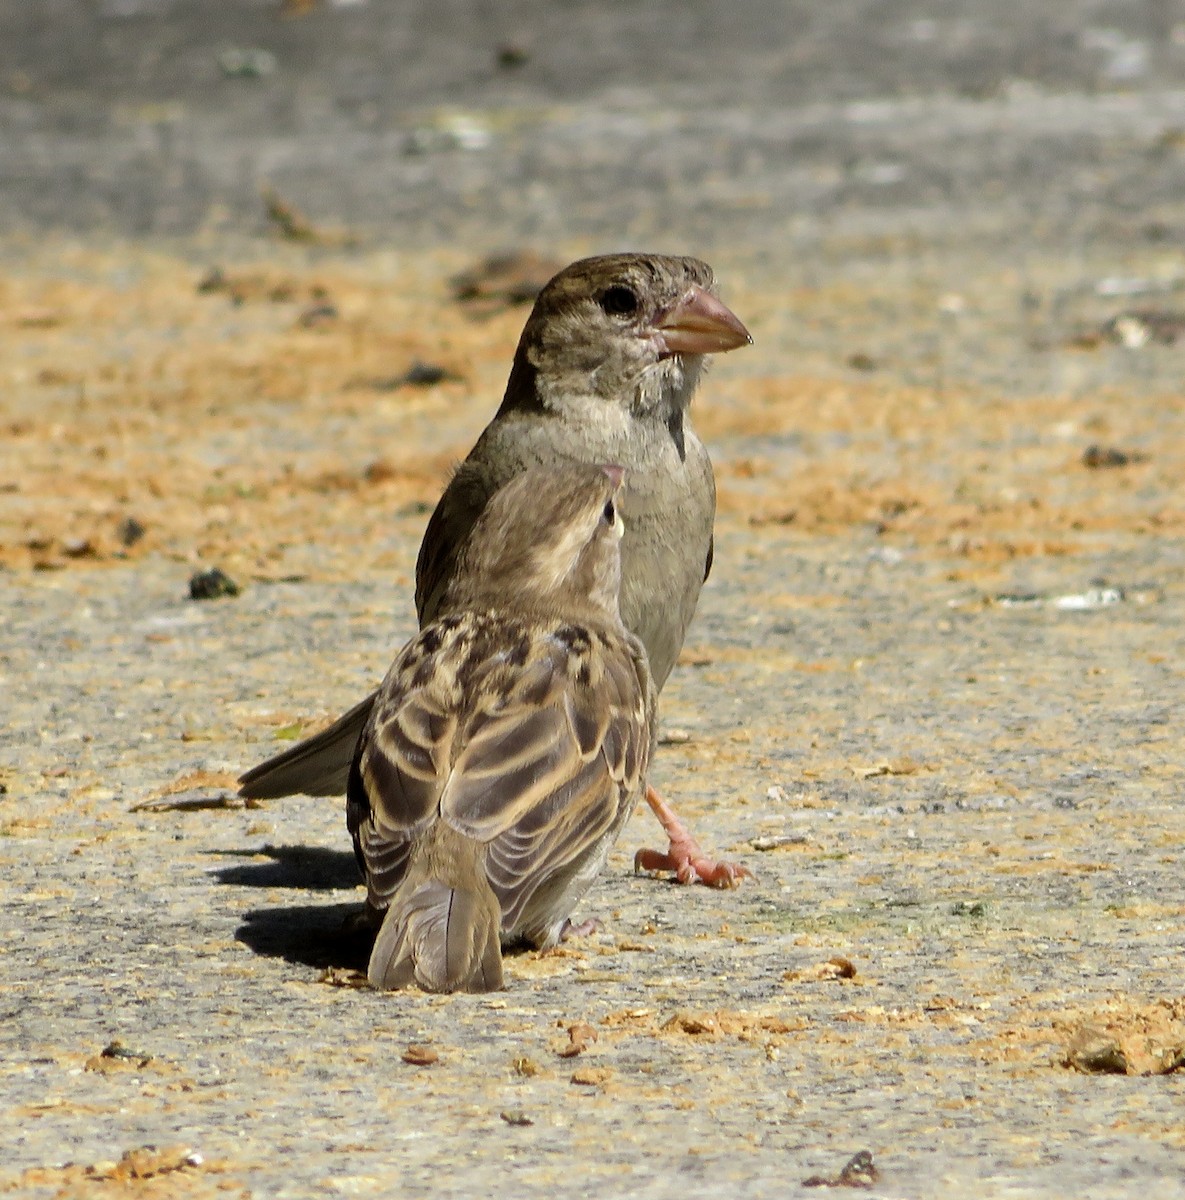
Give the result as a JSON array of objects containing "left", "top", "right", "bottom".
[
  {"left": 349, "top": 627, "right": 471, "bottom": 910},
  {"left": 440, "top": 631, "right": 652, "bottom": 943},
  {"left": 352, "top": 614, "right": 653, "bottom": 945}
]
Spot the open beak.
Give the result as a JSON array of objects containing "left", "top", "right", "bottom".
[{"left": 654, "top": 285, "right": 752, "bottom": 357}]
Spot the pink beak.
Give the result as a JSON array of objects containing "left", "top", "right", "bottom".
[{"left": 654, "top": 285, "right": 752, "bottom": 357}]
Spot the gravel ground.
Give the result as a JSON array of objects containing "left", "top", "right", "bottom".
[{"left": 2, "top": 3, "right": 1185, "bottom": 1197}]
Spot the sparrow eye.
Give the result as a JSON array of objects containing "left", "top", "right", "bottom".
[
  {"left": 602, "top": 499, "right": 616, "bottom": 525},
  {"left": 599, "top": 285, "right": 639, "bottom": 318}
]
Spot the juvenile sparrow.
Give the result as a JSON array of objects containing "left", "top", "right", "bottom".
[
  {"left": 350, "top": 465, "right": 654, "bottom": 993},
  {"left": 241, "top": 253, "right": 751, "bottom": 886}
]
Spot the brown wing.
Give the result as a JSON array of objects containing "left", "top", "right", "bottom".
[
  {"left": 441, "top": 631, "right": 652, "bottom": 942},
  {"left": 347, "top": 626, "right": 465, "bottom": 911},
  {"left": 351, "top": 616, "right": 652, "bottom": 942}
]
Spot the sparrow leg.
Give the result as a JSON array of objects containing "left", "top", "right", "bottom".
[{"left": 634, "top": 785, "right": 751, "bottom": 888}]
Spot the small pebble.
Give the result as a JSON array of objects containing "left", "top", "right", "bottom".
[
  {"left": 117, "top": 516, "right": 146, "bottom": 547},
  {"left": 188, "top": 568, "right": 240, "bottom": 600}
]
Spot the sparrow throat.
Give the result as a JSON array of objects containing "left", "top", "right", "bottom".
[{"left": 666, "top": 407, "right": 686, "bottom": 461}]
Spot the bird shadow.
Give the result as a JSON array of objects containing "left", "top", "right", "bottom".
[
  {"left": 235, "top": 901, "right": 373, "bottom": 971},
  {"left": 208, "top": 843, "right": 372, "bottom": 969},
  {"left": 208, "top": 843, "right": 361, "bottom": 890}
]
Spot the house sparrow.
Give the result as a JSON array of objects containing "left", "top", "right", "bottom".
[
  {"left": 241, "top": 253, "right": 751, "bottom": 886},
  {"left": 350, "top": 464, "right": 654, "bottom": 992}
]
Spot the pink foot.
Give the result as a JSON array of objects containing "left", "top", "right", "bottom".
[
  {"left": 560, "top": 917, "right": 603, "bottom": 940},
  {"left": 633, "top": 785, "right": 751, "bottom": 889}
]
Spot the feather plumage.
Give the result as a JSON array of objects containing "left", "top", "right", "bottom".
[{"left": 348, "top": 466, "right": 655, "bottom": 992}]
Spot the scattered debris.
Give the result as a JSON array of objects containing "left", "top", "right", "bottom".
[
  {"left": 1095, "top": 276, "right": 1164, "bottom": 297},
  {"left": 94, "top": 1145, "right": 205, "bottom": 1182},
  {"left": 130, "top": 791, "right": 258, "bottom": 813},
  {"left": 1064, "top": 1026, "right": 1130, "bottom": 1075},
  {"left": 803, "top": 1149, "right": 880, "bottom": 1189},
  {"left": 405, "top": 113, "right": 492, "bottom": 155},
  {"left": 951, "top": 900, "right": 987, "bottom": 917},
  {"left": 360, "top": 460, "right": 400, "bottom": 486},
  {"left": 196, "top": 266, "right": 331, "bottom": 304},
  {"left": 319, "top": 967, "right": 369, "bottom": 989},
  {"left": 402, "top": 1045, "right": 439, "bottom": 1067},
  {"left": 659, "top": 1010, "right": 801, "bottom": 1039},
  {"left": 258, "top": 189, "right": 357, "bottom": 246},
  {"left": 785, "top": 957, "right": 857, "bottom": 984},
  {"left": 189, "top": 567, "right": 240, "bottom": 600},
  {"left": 601, "top": 1008, "right": 654, "bottom": 1028},
  {"left": 993, "top": 587, "right": 1125, "bottom": 610},
  {"left": 663, "top": 1012, "right": 719, "bottom": 1036},
  {"left": 750, "top": 833, "right": 809, "bottom": 851},
  {"left": 85, "top": 1041, "right": 154, "bottom": 1072},
  {"left": 451, "top": 250, "right": 563, "bottom": 307},
  {"left": 9, "top": 306, "right": 62, "bottom": 328},
  {"left": 262, "top": 188, "right": 319, "bottom": 242},
  {"left": 217, "top": 47, "right": 277, "bottom": 79},
  {"left": 658, "top": 727, "right": 692, "bottom": 745},
  {"left": 556, "top": 1021, "right": 598, "bottom": 1059},
  {"left": 1061, "top": 1002, "right": 1185, "bottom": 1075},
  {"left": 9, "top": 1147, "right": 215, "bottom": 1192},
  {"left": 992, "top": 592, "right": 1042, "bottom": 607},
  {"left": 1053, "top": 587, "right": 1124, "bottom": 611},
  {"left": 676, "top": 646, "right": 714, "bottom": 667},
  {"left": 1082, "top": 444, "right": 1147, "bottom": 469},
  {"left": 569, "top": 1066, "right": 613, "bottom": 1088},
  {"left": 361, "top": 361, "right": 463, "bottom": 390},
  {"left": 61, "top": 536, "right": 98, "bottom": 559},
  {"left": 1103, "top": 310, "right": 1185, "bottom": 348},
  {"left": 851, "top": 759, "right": 921, "bottom": 779},
  {"left": 496, "top": 43, "right": 531, "bottom": 69},
  {"left": 116, "top": 516, "right": 146, "bottom": 547},
  {"left": 269, "top": 721, "right": 307, "bottom": 741},
  {"left": 133, "top": 770, "right": 246, "bottom": 813},
  {"left": 297, "top": 301, "right": 339, "bottom": 328},
  {"left": 749, "top": 508, "right": 798, "bottom": 526},
  {"left": 196, "top": 266, "right": 229, "bottom": 294}
]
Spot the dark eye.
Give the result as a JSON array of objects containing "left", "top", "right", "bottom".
[
  {"left": 602, "top": 499, "right": 616, "bottom": 524},
  {"left": 599, "top": 285, "right": 639, "bottom": 318}
]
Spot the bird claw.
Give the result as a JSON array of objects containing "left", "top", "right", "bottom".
[
  {"left": 633, "top": 843, "right": 751, "bottom": 888},
  {"left": 635, "top": 783, "right": 751, "bottom": 888},
  {"left": 560, "top": 916, "right": 603, "bottom": 940}
]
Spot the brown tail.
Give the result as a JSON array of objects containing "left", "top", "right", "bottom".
[
  {"left": 238, "top": 691, "right": 377, "bottom": 799},
  {"left": 368, "top": 851, "right": 504, "bottom": 993}
]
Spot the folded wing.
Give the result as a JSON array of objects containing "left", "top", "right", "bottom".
[{"left": 350, "top": 617, "right": 652, "bottom": 946}]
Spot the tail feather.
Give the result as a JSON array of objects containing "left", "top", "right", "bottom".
[
  {"left": 238, "top": 692, "right": 377, "bottom": 799},
  {"left": 369, "top": 877, "right": 503, "bottom": 994}
]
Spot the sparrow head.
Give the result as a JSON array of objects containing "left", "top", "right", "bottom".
[
  {"left": 507, "top": 253, "right": 751, "bottom": 421},
  {"left": 444, "top": 464, "right": 628, "bottom": 619}
]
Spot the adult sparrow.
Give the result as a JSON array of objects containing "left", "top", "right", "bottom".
[
  {"left": 350, "top": 465, "right": 654, "bottom": 992},
  {"left": 241, "top": 253, "right": 751, "bottom": 886}
]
